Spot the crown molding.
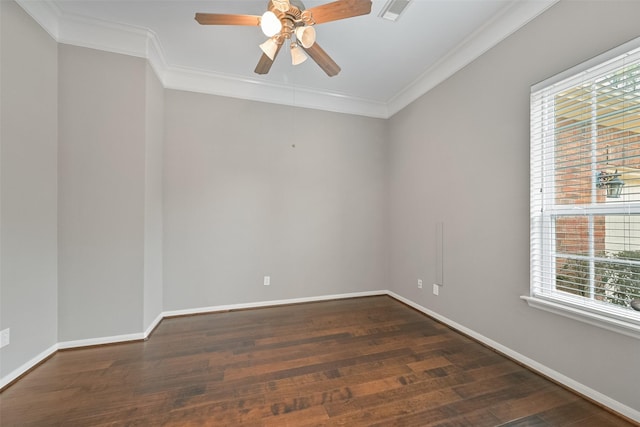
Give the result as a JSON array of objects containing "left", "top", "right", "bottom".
[
  {"left": 16, "top": 0, "right": 559, "bottom": 119},
  {"left": 163, "top": 65, "right": 390, "bottom": 118},
  {"left": 15, "top": 0, "right": 61, "bottom": 40},
  {"left": 386, "top": 0, "right": 560, "bottom": 117}
]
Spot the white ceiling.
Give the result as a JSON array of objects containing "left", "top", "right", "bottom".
[{"left": 17, "top": 0, "right": 558, "bottom": 117}]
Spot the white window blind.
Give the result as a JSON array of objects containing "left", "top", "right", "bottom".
[{"left": 528, "top": 37, "right": 640, "bottom": 338}]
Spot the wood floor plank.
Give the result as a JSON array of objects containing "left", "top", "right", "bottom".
[
  {"left": 0, "top": 296, "right": 634, "bottom": 426},
  {"left": 488, "top": 388, "right": 579, "bottom": 424}
]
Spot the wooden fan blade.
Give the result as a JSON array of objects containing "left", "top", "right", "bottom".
[
  {"left": 306, "top": 0, "right": 372, "bottom": 25},
  {"left": 195, "top": 13, "right": 261, "bottom": 26},
  {"left": 255, "top": 43, "right": 284, "bottom": 75},
  {"left": 303, "top": 43, "right": 341, "bottom": 77}
]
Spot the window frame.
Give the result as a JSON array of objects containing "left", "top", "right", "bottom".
[{"left": 525, "top": 36, "right": 640, "bottom": 340}]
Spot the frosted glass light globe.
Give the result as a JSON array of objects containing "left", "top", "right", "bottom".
[{"left": 260, "top": 11, "right": 282, "bottom": 37}]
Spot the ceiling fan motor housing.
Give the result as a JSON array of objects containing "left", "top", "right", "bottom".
[{"left": 268, "top": 0, "right": 313, "bottom": 41}]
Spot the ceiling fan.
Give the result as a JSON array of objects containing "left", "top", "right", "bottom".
[{"left": 195, "top": 0, "right": 372, "bottom": 77}]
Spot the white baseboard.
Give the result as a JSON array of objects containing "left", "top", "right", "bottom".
[
  {"left": 386, "top": 291, "right": 640, "bottom": 424},
  {"left": 57, "top": 332, "right": 144, "bottom": 350},
  {"left": 2, "top": 290, "right": 638, "bottom": 423},
  {"left": 162, "top": 290, "right": 387, "bottom": 318},
  {"left": 0, "top": 343, "right": 58, "bottom": 389},
  {"left": 143, "top": 312, "right": 164, "bottom": 338}
]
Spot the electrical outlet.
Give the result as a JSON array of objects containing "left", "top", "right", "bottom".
[
  {"left": 433, "top": 284, "right": 439, "bottom": 296},
  {"left": 264, "top": 276, "right": 270, "bottom": 286},
  {"left": 417, "top": 279, "right": 423, "bottom": 289},
  {"left": 0, "top": 328, "right": 10, "bottom": 348}
]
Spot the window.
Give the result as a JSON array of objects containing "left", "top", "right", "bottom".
[{"left": 527, "top": 37, "right": 640, "bottom": 339}]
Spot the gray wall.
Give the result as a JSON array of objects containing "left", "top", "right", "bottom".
[
  {"left": 143, "top": 64, "right": 164, "bottom": 330},
  {"left": 0, "top": 0, "right": 58, "bottom": 377},
  {"left": 389, "top": 0, "right": 640, "bottom": 412},
  {"left": 58, "top": 45, "right": 146, "bottom": 341},
  {"left": 57, "top": 49, "right": 164, "bottom": 340},
  {"left": 163, "top": 90, "right": 389, "bottom": 310}
]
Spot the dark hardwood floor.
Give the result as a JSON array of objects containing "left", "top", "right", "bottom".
[{"left": 0, "top": 296, "right": 634, "bottom": 426}]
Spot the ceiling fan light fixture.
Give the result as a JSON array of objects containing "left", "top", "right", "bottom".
[
  {"left": 295, "top": 26, "right": 316, "bottom": 49},
  {"left": 260, "top": 11, "right": 282, "bottom": 37},
  {"left": 259, "top": 37, "right": 279, "bottom": 60},
  {"left": 290, "top": 43, "right": 308, "bottom": 65},
  {"left": 195, "top": 0, "right": 373, "bottom": 76}
]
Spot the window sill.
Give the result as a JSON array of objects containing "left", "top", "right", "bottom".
[{"left": 521, "top": 295, "right": 640, "bottom": 340}]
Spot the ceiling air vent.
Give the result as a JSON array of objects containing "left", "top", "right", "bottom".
[{"left": 379, "top": 0, "right": 411, "bottom": 22}]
